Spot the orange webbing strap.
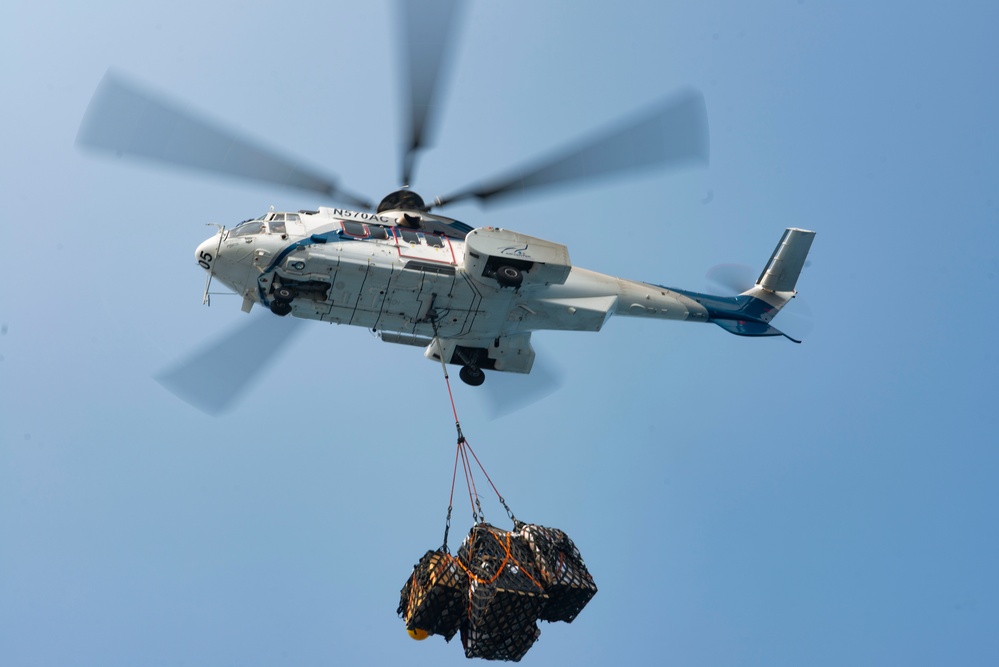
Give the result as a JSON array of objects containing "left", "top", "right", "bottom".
[
  {"left": 452, "top": 525, "right": 545, "bottom": 592},
  {"left": 454, "top": 527, "right": 513, "bottom": 586}
]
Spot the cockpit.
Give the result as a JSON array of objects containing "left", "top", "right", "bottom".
[
  {"left": 228, "top": 219, "right": 265, "bottom": 237},
  {"left": 228, "top": 212, "right": 301, "bottom": 237}
]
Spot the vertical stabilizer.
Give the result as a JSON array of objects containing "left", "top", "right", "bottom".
[
  {"left": 755, "top": 227, "right": 815, "bottom": 293},
  {"left": 734, "top": 227, "right": 815, "bottom": 336},
  {"left": 678, "top": 227, "right": 816, "bottom": 342}
]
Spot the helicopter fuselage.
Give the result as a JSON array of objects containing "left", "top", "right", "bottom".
[{"left": 196, "top": 206, "right": 714, "bottom": 376}]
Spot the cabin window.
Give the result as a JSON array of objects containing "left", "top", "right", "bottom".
[
  {"left": 368, "top": 225, "right": 390, "bottom": 240},
  {"left": 342, "top": 221, "right": 367, "bottom": 237},
  {"left": 286, "top": 213, "right": 301, "bottom": 223},
  {"left": 425, "top": 234, "right": 445, "bottom": 248},
  {"left": 399, "top": 229, "right": 421, "bottom": 245}
]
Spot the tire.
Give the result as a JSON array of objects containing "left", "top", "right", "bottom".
[
  {"left": 270, "top": 300, "right": 292, "bottom": 316},
  {"left": 274, "top": 286, "right": 297, "bottom": 302},
  {"left": 495, "top": 265, "right": 523, "bottom": 288},
  {"left": 459, "top": 365, "right": 485, "bottom": 386}
]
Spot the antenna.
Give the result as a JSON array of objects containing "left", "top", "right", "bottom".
[{"left": 201, "top": 223, "right": 225, "bottom": 306}]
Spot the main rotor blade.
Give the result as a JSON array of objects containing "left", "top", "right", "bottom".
[
  {"left": 475, "top": 357, "right": 564, "bottom": 420},
  {"left": 156, "top": 311, "right": 305, "bottom": 416},
  {"left": 77, "top": 71, "right": 373, "bottom": 210},
  {"left": 433, "top": 88, "right": 709, "bottom": 208},
  {"left": 398, "top": 0, "right": 464, "bottom": 186}
]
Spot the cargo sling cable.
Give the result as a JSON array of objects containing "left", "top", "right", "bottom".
[
  {"left": 398, "top": 306, "right": 598, "bottom": 660},
  {"left": 427, "top": 306, "right": 516, "bottom": 553}
]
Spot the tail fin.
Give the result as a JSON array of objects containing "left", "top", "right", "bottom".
[
  {"left": 715, "top": 227, "right": 815, "bottom": 343},
  {"left": 740, "top": 228, "right": 815, "bottom": 319},
  {"left": 753, "top": 227, "right": 816, "bottom": 294},
  {"left": 664, "top": 228, "right": 816, "bottom": 342},
  {"left": 695, "top": 228, "right": 815, "bottom": 343}
]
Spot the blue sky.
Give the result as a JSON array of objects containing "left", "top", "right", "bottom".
[{"left": 3, "top": 1, "right": 998, "bottom": 665}]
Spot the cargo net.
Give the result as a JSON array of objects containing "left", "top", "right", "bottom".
[
  {"left": 457, "top": 523, "right": 548, "bottom": 661},
  {"left": 399, "top": 521, "right": 597, "bottom": 661},
  {"left": 398, "top": 550, "right": 467, "bottom": 642},
  {"left": 397, "top": 327, "right": 596, "bottom": 660},
  {"left": 519, "top": 523, "right": 597, "bottom": 624}
]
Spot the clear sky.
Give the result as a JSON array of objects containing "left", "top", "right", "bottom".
[{"left": 3, "top": 1, "right": 999, "bottom": 665}]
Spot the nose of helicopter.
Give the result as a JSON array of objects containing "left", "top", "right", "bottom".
[{"left": 195, "top": 236, "right": 218, "bottom": 272}]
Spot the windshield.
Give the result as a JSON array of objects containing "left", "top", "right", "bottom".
[{"left": 229, "top": 220, "right": 265, "bottom": 237}]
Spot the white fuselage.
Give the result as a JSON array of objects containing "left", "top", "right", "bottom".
[{"left": 196, "top": 206, "right": 711, "bottom": 372}]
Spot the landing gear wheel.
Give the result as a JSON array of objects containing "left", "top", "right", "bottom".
[
  {"left": 270, "top": 300, "right": 292, "bottom": 316},
  {"left": 274, "top": 286, "right": 297, "bottom": 302},
  {"left": 495, "top": 265, "right": 523, "bottom": 288},
  {"left": 459, "top": 365, "right": 485, "bottom": 386}
]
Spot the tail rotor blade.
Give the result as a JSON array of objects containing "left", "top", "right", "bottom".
[
  {"left": 156, "top": 311, "right": 304, "bottom": 416},
  {"left": 77, "top": 71, "right": 373, "bottom": 209},
  {"left": 433, "top": 88, "right": 709, "bottom": 208},
  {"left": 706, "top": 263, "right": 756, "bottom": 294}
]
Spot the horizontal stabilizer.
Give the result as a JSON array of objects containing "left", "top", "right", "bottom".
[{"left": 712, "top": 318, "right": 801, "bottom": 343}]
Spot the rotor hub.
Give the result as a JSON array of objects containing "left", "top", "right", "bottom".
[{"left": 377, "top": 189, "right": 426, "bottom": 213}]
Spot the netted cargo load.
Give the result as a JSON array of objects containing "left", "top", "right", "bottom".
[
  {"left": 398, "top": 549, "right": 468, "bottom": 641},
  {"left": 519, "top": 523, "right": 598, "bottom": 623},
  {"left": 397, "top": 359, "right": 598, "bottom": 661},
  {"left": 457, "top": 523, "right": 548, "bottom": 662}
]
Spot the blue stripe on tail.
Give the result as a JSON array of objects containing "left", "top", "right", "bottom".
[{"left": 664, "top": 287, "right": 800, "bottom": 343}]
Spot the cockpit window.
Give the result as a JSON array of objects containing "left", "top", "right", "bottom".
[
  {"left": 264, "top": 212, "right": 297, "bottom": 233},
  {"left": 269, "top": 214, "right": 287, "bottom": 234},
  {"left": 230, "top": 220, "right": 265, "bottom": 237}
]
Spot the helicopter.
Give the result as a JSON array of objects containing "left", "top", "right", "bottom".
[{"left": 76, "top": 0, "right": 814, "bottom": 414}]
